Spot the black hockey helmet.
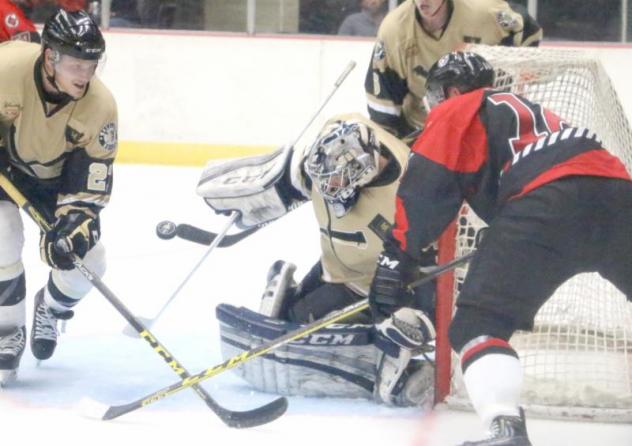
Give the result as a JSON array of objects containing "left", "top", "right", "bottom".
[
  {"left": 42, "top": 9, "right": 105, "bottom": 61},
  {"left": 424, "top": 51, "right": 495, "bottom": 109}
]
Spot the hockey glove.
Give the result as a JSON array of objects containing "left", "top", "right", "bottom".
[
  {"left": 40, "top": 210, "right": 100, "bottom": 270},
  {"left": 369, "top": 249, "right": 416, "bottom": 324}
]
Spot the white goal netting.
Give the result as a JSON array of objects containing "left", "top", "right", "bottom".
[{"left": 439, "top": 45, "right": 632, "bottom": 422}]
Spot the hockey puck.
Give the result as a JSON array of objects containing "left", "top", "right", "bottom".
[{"left": 155, "top": 220, "right": 177, "bottom": 240}]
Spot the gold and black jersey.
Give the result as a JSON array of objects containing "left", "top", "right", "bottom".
[
  {"left": 0, "top": 41, "right": 117, "bottom": 218},
  {"left": 293, "top": 113, "right": 410, "bottom": 296},
  {"left": 365, "top": 0, "right": 542, "bottom": 138}
]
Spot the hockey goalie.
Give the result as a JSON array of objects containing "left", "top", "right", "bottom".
[{"left": 197, "top": 113, "right": 437, "bottom": 407}]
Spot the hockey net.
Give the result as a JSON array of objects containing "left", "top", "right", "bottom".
[{"left": 435, "top": 45, "right": 632, "bottom": 422}]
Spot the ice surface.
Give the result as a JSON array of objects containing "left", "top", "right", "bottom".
[{"left": 1, "top": 165, "right": 630, "bottom": 446}]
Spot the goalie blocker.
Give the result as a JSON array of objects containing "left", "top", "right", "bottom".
[{"left": 216, "top": 303, "right": 434, "bottom": 408}]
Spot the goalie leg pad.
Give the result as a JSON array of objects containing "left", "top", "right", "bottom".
[
  {"left": 217, "top": 303, "right": 378, "bottom": 399},
  {"left": 374, "top": 339, "right": 435, "bottom": 408},
  {"left": 259, "top": 260, "right": 297, "bottom": 318}
]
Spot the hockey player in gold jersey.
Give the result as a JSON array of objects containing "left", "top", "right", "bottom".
[
  {"left": 198, "top": 114, "right": 436, "bottom": 406},
  {"left": 365, "top": 0, "right": 542, "bottom": 138},
  {"left": 0, "top": 9, "right": 117, "bottom": 385}
]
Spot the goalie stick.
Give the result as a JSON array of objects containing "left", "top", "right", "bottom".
[
  {"left": 0, "top": 172, "right": 287, "bottom": 428},
  {"left": 101, "top": 251, "right": 475, "bottom": 419},
  {"left": 122, "top": 213, "right": 240, "bottom": 337},
  {"left": 156, "top": 220, "right": 260, "bottom": 247}
]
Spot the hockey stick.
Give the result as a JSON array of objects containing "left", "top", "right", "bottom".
[
  {"left": 101, "top": 250, "right": 475, "bottom": 420},
  {"left": 290, "top": 60, "right": 356, "bottom": 146},
  {"left": 155, "top": 220, "right": 260, "bottom": 247},
  {"left": 121, "top": 213, "right": 240, "bottom": 337},
  {"left": 0, "top": 171, "right": 287, "bottom": 428}
]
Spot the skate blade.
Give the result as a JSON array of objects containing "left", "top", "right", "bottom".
[{"left": 0, "top": 369, "right": 17, "bottom": 388}]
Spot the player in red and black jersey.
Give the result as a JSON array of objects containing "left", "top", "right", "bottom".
[
  {"left": 0, "top": 0, "right": 39, "bottom": 42},
  {"left": 368, "top": 51, "right": 632, "bottom": 445}
]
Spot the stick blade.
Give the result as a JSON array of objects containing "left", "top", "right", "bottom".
[
  {"left": 217, "top": 396, "right": 288, "bottom": 429},
  {"left": 76, "top": 397, "right": 111, "bottom": 419},
  {"left": 102, "top": 395, "right": 288, "bottom": 428},
  {"left": 102, "top": 399, "right": 143, "bottom": 420}
]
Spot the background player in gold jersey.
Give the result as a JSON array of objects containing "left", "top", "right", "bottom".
[
  {"left": 365, "top": 0, "right": 542, "bottom": 138},
  {"left": 198, "top": 115, "right": 436, "bottom": 407},
  {"left": 0, "top": 9, "right": 117, "bottom": 385}
]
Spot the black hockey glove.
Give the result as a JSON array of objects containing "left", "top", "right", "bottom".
[
  {"left": 40, "top": 210, "right": 100, "bottom": 270},
  {"left": 369, "top": 249, "right": 416, "bottom": 324}
]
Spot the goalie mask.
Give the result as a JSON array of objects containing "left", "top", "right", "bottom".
[
  {"left": 424, "top": 51, "right": 495, "bottom": 111},
  {"left": 305, "top": 121, "right": 380, "bottom": 217}
]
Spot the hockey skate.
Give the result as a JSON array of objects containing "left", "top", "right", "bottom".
[
  {"left": 0, "top": 326, "right": 26, "bottom": 387},
  {"left": 31, "top": 289, "right": 74, "bottom": 361},
  {"left": 259, "top": 260, "right": 297, "bottom": 318},
  {"left": 459, "top": 408, "right": 531, "bottom": 446}
]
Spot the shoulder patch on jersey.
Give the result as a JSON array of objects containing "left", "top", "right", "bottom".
[
  {"left": 496, "top": 11, "right": 520, "bottom": 32},
  {"left": 5, "top": 13, "right": 19, "bottom": 29},
  {"left": 373, "top": 40, "right": 385, "bottom": 62},
  {"left": 98, "top": 122, "right": 117, "bottom": 151}
]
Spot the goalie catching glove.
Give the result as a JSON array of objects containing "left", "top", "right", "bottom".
[
  {"left": 196, "top": 146, "right": 307, "bottom": 229},
  {"left": 40, "top": 209, "right": 100, "bottom": 270}
]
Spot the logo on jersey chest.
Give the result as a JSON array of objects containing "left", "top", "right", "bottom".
[
  {"left": 1, "top": 102, "right": 21, "bottom": 120},
  {"left": 98, "top": 122, "right": 117, "bottom": 151},
  {"left": 413, "top": 65, "right": 428, "bottom": 78},
  {"left": 5, "top": 13, "right": 19, "bottom": 29},
  {"left": 65, "top": 126, "right": 84, "bottom": 145}
]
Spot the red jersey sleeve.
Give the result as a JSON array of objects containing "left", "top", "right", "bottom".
[
  {"left": 390, "top": 89, "right": 490, "bottom": 258},
  {"left": 0, "top": 1, "right": 37, "bottom": 42},
  {"left": 412, "top": 88, "right": 489, "bottom": 173}
]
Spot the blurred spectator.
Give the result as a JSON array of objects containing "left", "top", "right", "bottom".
[
  {"left": 338, "top": 0, "right": 387, "bottom": 36},
  {"left": 109, "top": 0, "right": 140, "bottom": 27},
  {"left": 300, "top": 0, "right": 356, "bottom": 35},
  {"left": 137, "top": 0, "right": 176, "bottom": 28},
  {"left": 538, "top": 0, "right": 620, "bottom": 41}
]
